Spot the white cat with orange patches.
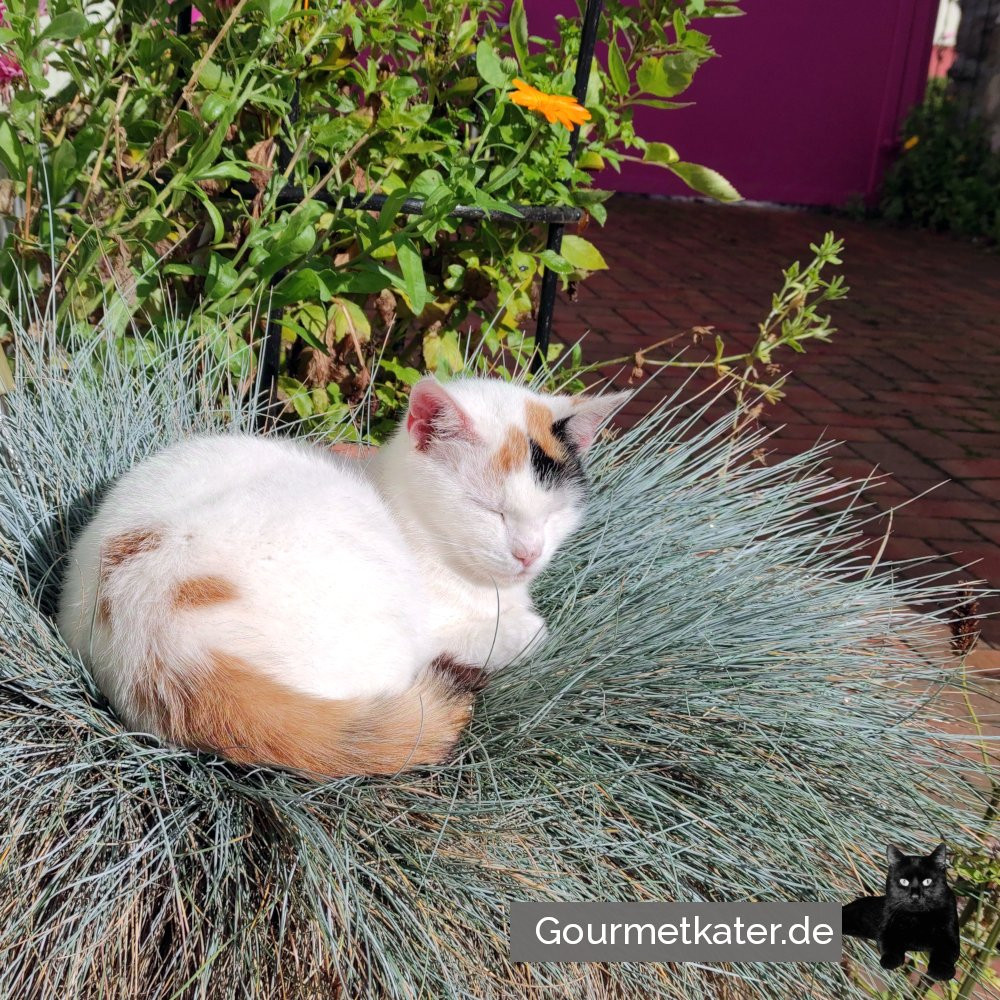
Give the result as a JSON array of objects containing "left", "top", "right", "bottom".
[{"left": 58, "top": 377, "right": 625, "bottom": 779}]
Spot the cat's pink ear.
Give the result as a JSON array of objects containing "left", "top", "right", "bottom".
[
  {"left": 559, "top": 391, "right": 631, "bottom": 454},
  {"left": 406, "top": 378, "right": 476, "bottom": 452}
]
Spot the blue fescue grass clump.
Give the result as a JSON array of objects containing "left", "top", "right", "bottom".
[{"left": 0, "top": 316, "right": 995, "bottom": 1000}]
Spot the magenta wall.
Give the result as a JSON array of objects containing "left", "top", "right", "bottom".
[{"left": 533, "top": 0, "right": 939, "bottom": 206}]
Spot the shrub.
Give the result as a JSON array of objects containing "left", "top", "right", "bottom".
[
  {"left": 880, "top": 80, "right": 1000, "bottom": 244},
  {"left": 0, "top": 300, "right": 996, "bottom": 999},
  {"left": 0, "top": 0, "right": 744, "bottom": 437}
]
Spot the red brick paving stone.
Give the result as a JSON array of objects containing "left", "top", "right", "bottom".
[
  {"left": 970, "top": 522, "right": 1000, "bottom": 546},
  {"left": 964, "top": 480, "right": 1000, "bottom": 502},
  {"left": 877, "top": 537, "right": 944, "bottom": 562},
  {"left": 903, "top": 500, "right": 1000, "bottom": 522},
  {"left": 893, "top": 517, "right": 983, "bottom": 542},
  {"left": 883, "top": 428, "right": 967, "bottom": 460},
  {"left": 949, "top": 431, "right": 1000, "bottom": 454},
  {"left": 796, "top": 411, "right": 914, "bottom": 431},
  {"left": 938, "top": 459, "right": 1000, "bottom": 479},
  {"left": 848, "top": 442, "right": 945, "bottom": 480},
  {"left": 557, "top": 196, "right": 1000, "bottom": 647}
]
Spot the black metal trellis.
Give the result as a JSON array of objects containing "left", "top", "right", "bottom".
[{"left": 177, "top": 0, "right": 603, "bottom": 423}]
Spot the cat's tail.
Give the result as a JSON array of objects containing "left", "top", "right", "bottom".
[{"left": 143, "top": 650, "right": 474, "bottom": 778}]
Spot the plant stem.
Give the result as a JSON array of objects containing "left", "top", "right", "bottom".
[{"left": 955, "top": 911, "right": 1000, "bottom": 1000}]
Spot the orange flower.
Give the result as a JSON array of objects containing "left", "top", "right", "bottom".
[
  {"left": 903, "top": 135, "right": 920, "bottom": 151},
  {"left": 508, "top": 78, "right": 591, "bottom": 131}
]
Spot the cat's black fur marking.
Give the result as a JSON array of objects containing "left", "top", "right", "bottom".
[
  {"left": 529, "top": 418, "right": 585, "bottom": 492},
  {"left": 842, "top": 844, "right": 959, "bottom": 982}
]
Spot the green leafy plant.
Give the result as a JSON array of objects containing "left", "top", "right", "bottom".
[
  {"left": 879, "top": 81, "right": 1000, "bottom": 244},
  {"left": 0, "top": 0, "right": 744, "bottom": 438},
  {"left": 572, "top": 232, "right": 847, "bottom": 419}
]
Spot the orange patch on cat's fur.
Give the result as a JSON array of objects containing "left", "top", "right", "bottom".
[
  {"left": 173, "top": 575, "right": 238, "bottom": 610},
  {"left": 525, "top": 400, "right": 567, "bottom": 462},
  {"left": 139, "top": 651, "right": 473, "bottom": 778},
  {"left": 491, "top": 426, "right": 529, "bottom": 474},
  {"left": 101, "top": 528, "right": 162, "bottom": 574},
  {"left": 98, "top": 528, "right": 162, "bottom": 626}
]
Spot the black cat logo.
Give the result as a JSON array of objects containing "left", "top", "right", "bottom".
[{"left": 842, "top": 843, "right": 959, "bottom": 981}]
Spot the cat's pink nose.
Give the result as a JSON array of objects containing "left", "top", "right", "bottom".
[{"left": 513, "top": 545, "right": 541, "bottom": 569}]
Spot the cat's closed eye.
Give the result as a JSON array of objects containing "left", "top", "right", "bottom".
[
  {"left": 472, "top": 498, "right": 505, "bottom": 520},
  {"left": 899, "top": 878, "right": 910, "bottom": 886}
]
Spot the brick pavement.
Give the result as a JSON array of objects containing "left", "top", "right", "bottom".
[{"left": 554, "top": 197, "right": 1000, "bottom": 656}]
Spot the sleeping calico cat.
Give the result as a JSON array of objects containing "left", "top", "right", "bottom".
[{"left": 57, "top": 377, "right": 625, "bottom": 779}]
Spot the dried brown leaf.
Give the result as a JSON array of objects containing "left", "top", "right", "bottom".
[
  {"left": 246, "top": 138, "right": 276, "bottom": 192},
  {"left": 372, "top": 288, "right": 397, "bottom": 329}
]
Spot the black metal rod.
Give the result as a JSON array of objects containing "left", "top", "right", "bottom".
[
  {"left": 531, "top": 0, "right": 603, "bottom": 374},
  {"left": 231, "top": 184, "right": 583, "bottom": 224},
  {"left": 257, "top": 269, "right": 286, "bottom": 430},
  {"left": 177, "top": 4, "right": 192, "bottom": 34}
]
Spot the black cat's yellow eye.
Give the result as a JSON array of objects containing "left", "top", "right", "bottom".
[
  {"left": 922, "top": 877, "right": 932, "bottom": 886},
  {"left": 899, "top": 878, "right": 909, "bottom": 886}
]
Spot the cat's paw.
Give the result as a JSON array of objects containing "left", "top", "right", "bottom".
[
  {"left": 499, "top": 609, "right": 547, "bottom": 665},
  {"left": 879, "top": 952, "right": 905, "bottom": 971},
  {"left": 926, "top": 962, "right": 956, "bottom": 982}
]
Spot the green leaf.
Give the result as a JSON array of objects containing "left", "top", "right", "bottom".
[
  {"left": 281, "top": 223, "right": 316, "bottom": 257},
  {"left": 255, "top": 0, "right": 294, "bottom": 25},
  {"left": 332, "top": 298, "right": 371, "bottom": 342},
  {"left": 189, "top": 184, "right": 226, "bottom": 243},
  {"left": 41, "top": 11, "right": 88, "bottom": 40},
  {"left": 196, "top": 60, "right": 224, "bottom": 92},
  {"left": 643, "top": 141, "right": 679, "bottom": 166},
  {"left": 200, "top": 93, "right": 230, "bottom": 124},
  {"left": 442, "top": 77, "right": 479, "bottom": 102},
  {"left": 195, "top": 161, "right": 251, "bottom": 182},
  {"left": 588, "top": 202, "right": 608, "bottom": 226},
  {"left": 672, "top": 8, "right": 687, "bottom": 42},
  {"left": 410, "top": 169, "right": 445, "bottom": 198},
  {"left": 320, "top": 267, "right": 393, "bottom": 296},
  {"left": 395, "top": 239, "right": 428, "bottom": 315},
  {"left": 510, "top": 0, "right": 529, "bottom": 72},
  {"left": 280, "top": 313, "right": 327, "bottom": 352},
  {"left": 668, "top": 161, "right": 742, "bottom": 202},
  {"left": 396, "top": 140, "right": 446, "bottom": 154},
  {"left": 538, "top": 249, "right": 573, "bottom": 274},
  {"left": 636, "top": 55, "right": 694, "bottom": 98},
  {"left": 380, "top": 358, "right": 422, "bottom": 386},
  {"left": 378, "top": 189, "right": 411, "bottom": 233},
  {"left": 277, "top": 375, "right": 314, "bottom": 418},
  {"left": 577, "top": 150, "right": 605, "bottom": 170},
  {"left": 205, "top": 253, "right": 240, "bottom": 300},
  {"left": 560, "top": 235, "right": 607, "bottom": 271},
  {"left": 475, "top": 40, "right": 508, "bottom": 88},
  {"left": 636, "top": 57, "right": 668, "bottom": 97},
  {"left": 629, "top": 98, "right": 692, "bottom": 110},
  {"left": 0, "top": 120, "right": 26, "bottom": 179},
  {"left": 469, "top": 188, "right": 523, "bottom": 218},
  {"left": 608, "top": 38, "right": 629, "bottom": 97},
  {"left": 423, "top": 329, "right": 464, "bottom": 375},
  {"left": 273, "top": 268, "right": 322, "bottom": 306},
  {"left": 50, "top": 141, "right": 78, "bottom": 202}
]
